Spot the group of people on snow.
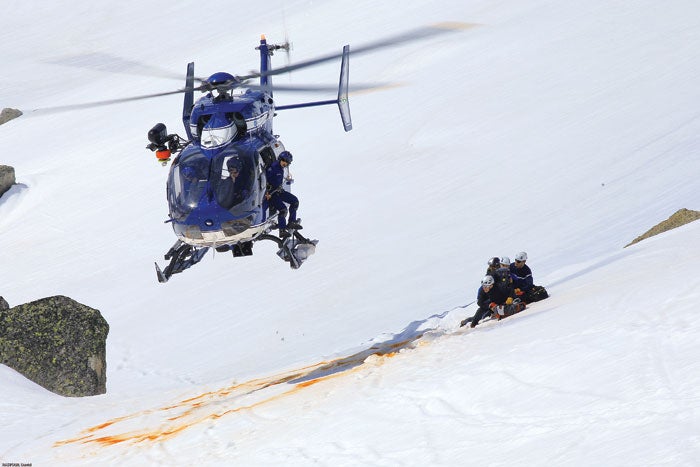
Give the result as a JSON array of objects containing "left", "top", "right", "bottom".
[{"left": 461, "top": 252, "right": 549, "bottom": 328}]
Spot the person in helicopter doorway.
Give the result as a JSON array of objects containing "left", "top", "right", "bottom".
[
  {"left": 265, "top": 151, "right": 301, "bottom": 238},
  {"left": 509, "top": 251, "right": 549, "bottom": 303}
]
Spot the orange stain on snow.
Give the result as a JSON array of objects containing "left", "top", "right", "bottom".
[{"left": 54, "top": 332, "right": 425, "bottom": 449}]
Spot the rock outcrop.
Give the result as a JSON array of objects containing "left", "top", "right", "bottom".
[
  {"left": 0, "top": 165, "right": 15, "bottom": 198},
  {"left": 0, "top": 107, "right": 23, "bottom": 125},
  {"left": 625, "top": 208, "right": 700, "bottom": 247},
  {"left": 0, "top": 296, "right": 109, "bottom": 397}
]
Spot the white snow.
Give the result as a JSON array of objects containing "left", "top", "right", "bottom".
[{"left": 1, "top": 0, "right": 700, "bottom": 465}]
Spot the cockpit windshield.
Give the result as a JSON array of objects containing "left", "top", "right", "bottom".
[
  {"left": 167, "top": 150, "right": 210, "bottom": 221},
  {"left": 167, "top": 146, "right": 258, "bottom": 222}
]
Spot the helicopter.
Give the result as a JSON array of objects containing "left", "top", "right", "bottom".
[
  {"left": 138, "top": 23, "right": 470, "bottom": 283},
  {"left": 28, "top": 23, "right": 468, "bottom": 283},
  {"left": 146, "top": 35, "right": 343, "bottom": 283}
]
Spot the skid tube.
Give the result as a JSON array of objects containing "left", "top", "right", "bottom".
[
  {"left": 155, "top": 240, "right": 210, "bottom": 283},
  {"left": 258, "top": 230, "right": 318, "bottom": 269}
]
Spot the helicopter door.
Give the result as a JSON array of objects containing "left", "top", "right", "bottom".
[{"left": 259, "top": 147, "right": 276, "bottom": 168}]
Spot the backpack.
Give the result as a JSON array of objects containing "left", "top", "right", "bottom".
[
  {"left": 501, "top": 301, "right": 526, "bottom": 318},
  {"left": 526, "top": 285, "right": 549, "bottom": 303},
  {"left": 492, "top": 268, "right": 513, "bottom": 294}
]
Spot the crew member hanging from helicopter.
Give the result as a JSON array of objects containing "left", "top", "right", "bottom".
[{"left": 265, "top": 151, "right": 301, "bottom": 238}]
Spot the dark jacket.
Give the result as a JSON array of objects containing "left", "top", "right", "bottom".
[
  {"left": 471, "top": 281, "right": 510, "bottom": 327},
  {"left": 491, "top": 267, "right": 516, "bottom": 304},
  {"left": 476, "top": 285, "right": 493, "bottom": 310},
  {"left": 509, "top": 263, "right": 534, "bottom": 291},
  {"left": 216, "top": 176, "right": 249, "bottom": 209},
  {"left": 266, "top": 160, "right": 285, "bottom": 193}
]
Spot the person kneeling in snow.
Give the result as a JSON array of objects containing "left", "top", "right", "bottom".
[
  {"left": 486, "top": 256, "right": 502, "bottom": 275},
  {"left": 509, "top": 251, "right": 549, "bottom": 303},
  {"left": 461, "top": 271, "right": 525, "bottom": 328}
]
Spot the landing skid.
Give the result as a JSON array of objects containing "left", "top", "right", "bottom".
[
  {"left": 155, "top": 228, "right": 318, "bottom": 282},
  {"left": 258, "top": 229, "right": 319, "bottom": 270},
  {"left": 155, "top": 240, "right": 210, "bottom": 283}
]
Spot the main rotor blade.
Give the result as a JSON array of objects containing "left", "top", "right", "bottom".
[
  {"left": 244, "top": 82, "right": 391, "bottom": 93},
  {"left": 26, "top": 22, "right": 473, "bottom": 115},
  {"left": 27, "top": 88, "right": 191, "bottom": 114},
  {"left": 45, "top": 52, "right": 207, "bottom": 83},
  {"left": 25, "top": 81, "right": 388, "bottom": 114},
  {"left": 242, "top": 22, "right": 475, "bottom": 80}
]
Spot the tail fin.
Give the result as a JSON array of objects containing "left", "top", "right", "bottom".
[{"left": 337, "top": 45, "right": 352, "bottom": 132}]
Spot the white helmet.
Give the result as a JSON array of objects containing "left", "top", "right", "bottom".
[
  {"left": 515, "top": 252, "right": 528, "bottom": 262},
  {"left": 481, "top": 275, "right": 495, "bottom": 287},
  {"left": 500, "top": 256, "right": 511, "bottom": 266}
]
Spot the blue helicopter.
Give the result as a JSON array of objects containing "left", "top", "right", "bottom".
[
  {"left": 25, "top": 24, "right": 467, "bottom": 282},
  {"left": 138, "top": 24, "right": 468, "bottom": 283},
  {"left": 146, "top": 35, "right": 348, "bottom": 282}
]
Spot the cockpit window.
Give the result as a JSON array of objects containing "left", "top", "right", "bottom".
[
  {"left": 168, "top": 150, "right": 210, "bottom": 220},
  {"left": 213, "top": 151, "right": 255, "bottom": 212},
  {"left": 199, "top": 113, "right": 238, "bottom": 149}
]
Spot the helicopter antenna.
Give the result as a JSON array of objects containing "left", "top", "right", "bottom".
[{"left": 281, "top": 5, "right": 293, "bottom": 73}]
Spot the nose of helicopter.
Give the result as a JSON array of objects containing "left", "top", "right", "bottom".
[{"left": 172, "top": 208, "right": 255, "bottom": 246}]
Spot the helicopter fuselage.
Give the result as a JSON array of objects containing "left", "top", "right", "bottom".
[{"left": 166, "top": 90, "right": 286, "bottom": 248}]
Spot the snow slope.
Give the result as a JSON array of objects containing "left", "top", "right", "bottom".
[{"left": 1, "top": 0, "right": 699, "bottom": 465}]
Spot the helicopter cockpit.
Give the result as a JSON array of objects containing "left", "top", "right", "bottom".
[{"left": 167, "top": 146, "right": 260, "bottom": 223}]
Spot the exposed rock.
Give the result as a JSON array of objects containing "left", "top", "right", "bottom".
[
  {"left": 625, "top": 208, "right": 700, "bottom": 247},
  {"left": 0, "top": 164, "right": 16, "bottom": 198},
  {"left": 0, "top": 296, "right": 8, "bottom": 311},
  {"left": 0, "top": 296, "right": 109, "bottom": 397},
  {"left": 0, "top": 107, "right": 23, "bottom": 125}
]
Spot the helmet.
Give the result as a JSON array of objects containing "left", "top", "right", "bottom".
[
  {"left": 500, "top": 256, "right": 511, "bottom": 266},
  {"left": 488, "top": 257, "right": 501, "bottom": 268},
  {"left": 279, "top": 151, "right": 293, "bottom": 163},
  {"left": 481, "top": 275, "right": 495, "bottom": 287},
  {"left": 226, "top": 157, "right": 243, "bottom": 172},
  {"left": 207, "top": 72, "right": 235, "bottom": 86},
  {"left": 180, "top": 165, "right": 197, "bottom": 180},
  {"left": 515, "top": 251, "right": 528, "bottom": 262}
]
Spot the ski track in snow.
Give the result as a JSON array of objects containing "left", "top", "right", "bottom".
[{"left": 53, "top": 308, "right": 464, "bottom": 451}]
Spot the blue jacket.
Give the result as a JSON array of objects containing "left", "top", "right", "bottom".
[
  {"left": 509, "top": 263, "right": 534, "bottom": 291},
  {"left": 266, "top": 161, "right": 285, "bottom": 193},
  {"left": 476, "top": 269, "right": 516, "bottom": 309},
  {"left": 476, "top": 285, "right": 492, "bottom": 309}
]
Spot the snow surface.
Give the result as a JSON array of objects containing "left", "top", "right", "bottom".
[{"left": 1, "top": 0, "right": 700, "bottom": 465}]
